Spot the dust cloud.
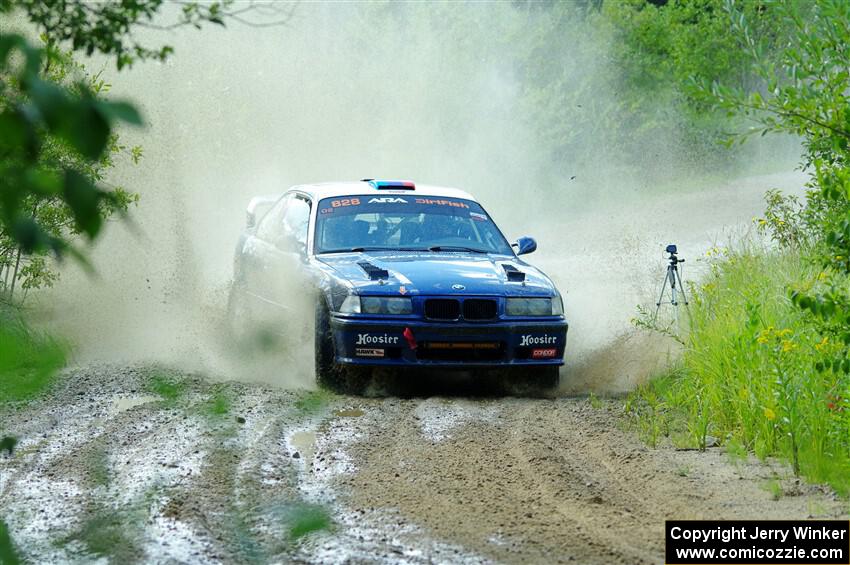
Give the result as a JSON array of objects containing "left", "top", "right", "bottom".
[{"left": 37, "top": 3, "right": 803, "bottom": 392}]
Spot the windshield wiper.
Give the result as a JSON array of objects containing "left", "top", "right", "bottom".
[
  {"left": 320, "top": 246, "right": 414, "bottom": 254},
  {"left": 428, "top": 245, "right": 489, "bottom": 254}
]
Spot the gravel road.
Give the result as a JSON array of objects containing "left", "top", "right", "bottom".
[{"left": 1, "top": 365, "right": 846, "bottom": 564}]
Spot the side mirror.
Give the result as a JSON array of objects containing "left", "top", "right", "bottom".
[
  {"left": 513, "top": 236, "right": 537, "bottom": 256},
  {"left": 245, "top": 194, "right": 281, "bottom": 229}
]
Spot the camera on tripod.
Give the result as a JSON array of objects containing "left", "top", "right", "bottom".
[
  {"left": 665, "top": 244, "right": 684, "bottom": 265},
  {"left": 655, "top": 243, "right": 689, "bottom": 322}
]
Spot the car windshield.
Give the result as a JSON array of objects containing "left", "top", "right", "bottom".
[{"left": 314, "top": 195, "right": 513, "bottom": 255}]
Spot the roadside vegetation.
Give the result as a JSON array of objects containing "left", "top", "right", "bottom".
[
  {"left": 631, "top": 244, "right": 850, "bottom": 494},
  {"left": 0, "top": 306, "right": 65, "bottom": 404},
  {"left": 630, "top": 0, "right": 850, "bottom": 496}
]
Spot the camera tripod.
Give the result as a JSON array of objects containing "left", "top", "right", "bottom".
[{"left": 654, "top": 244, "right": 689, "bottom": 324}]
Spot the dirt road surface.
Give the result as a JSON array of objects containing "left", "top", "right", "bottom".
[{"left": 2, "top": 365, "right": 846, "bottom": 564}]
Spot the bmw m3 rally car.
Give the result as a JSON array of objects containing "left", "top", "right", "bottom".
[{"left": 228, "top": 179, "right": 568, "bottom": 392}]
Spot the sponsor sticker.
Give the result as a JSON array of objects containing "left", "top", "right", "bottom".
[
  {"left": 356, "top": 333, "right": 400, "bottom": 345},
  {"left": 330, "top": 198, "right": 361, "bottom": 208},
  {"left": 531, "top": 348, "right": 557, "bottom": 359},
  {"left": 320, "top": 208, "right": 334, "bottom": 214},
  {"left": 470, "top": 212, "right": 487, "bottom": 222},
  {"left": 399, "top": 285, "right": 408, "bottom": 295},
  {"left": 414, "top": 198, "right": 470, "bottom": 208},
  {"left": 368, "top": 197, "right": 408, "bottom": 204},
  {"left": 520, "top": 334, "right": 558, "bottom": 347},
  {"left": 355, "top": 348, "right": 384, "bottom": 358}
]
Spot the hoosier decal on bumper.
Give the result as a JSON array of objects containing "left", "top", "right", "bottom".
[
  {"left": 520, "top": 334, "right": 558, "bottom": 346},
  {"left": 355, "top": 333, "right": 399, "bottom": 345}
]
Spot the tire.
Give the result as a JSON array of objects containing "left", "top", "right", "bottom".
[
  {"left": 226, "top": 283, "right": 252, "bottom": 346},
  {"left": 314, "top": 300, "right": 336, "bottom": 389},
  {"left": 530, "top": 365, "right": 560, "bottom": 391},
  {"left": 501, "top": 366, "right": 560, "bottom": 397},
  {"left": 314, "top": 300, "right": 370, "bottom": 394}
]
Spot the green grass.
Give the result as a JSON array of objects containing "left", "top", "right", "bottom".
[
  {"left": 762, "top": 478, "right": 784, "bottom": 501},
  {"left": 294, "top": 390, "right": 333, "bottom": 415},
  {"left": 628, "top": 246, "right": 850, "bottom": 495},
  {"left": 145, "top": 371, "right": 186, "bottom": 404},
  {"left": 0, "top": 307, "right": 66, "bottom": 404},
  {"left": 285, "top": 503, "right": 332, "bottom": 540},
  {"left": 60, "top": 510, "right": 143, "bottom": 562},
  {"left": 0, "top": 519, "right": 21, "bottom": 565},
  {"left": 82, "top": 445, "right": 111, "bottom": 487},
  {"left": 206, "top": 389, "right": 231, "bottom": 416}
]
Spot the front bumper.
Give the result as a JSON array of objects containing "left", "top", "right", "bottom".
[{"left": 330, "top": 316, "right": 568, "bottom": 368}]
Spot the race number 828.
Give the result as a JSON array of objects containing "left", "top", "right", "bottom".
[{"left": 331, "top": 198, "right": 360, "bottom": 207}]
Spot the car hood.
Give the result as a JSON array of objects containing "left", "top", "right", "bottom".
[{"left": 315, "top": 252, "right": 555, "bottom": 297}]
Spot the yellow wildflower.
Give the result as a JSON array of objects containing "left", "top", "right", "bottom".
[
  {"left": 778, "top": 328, "right": 793, "bottom": 338},
  {"left": 814, "top": 337, "right": 829, "bottom": 352},
  {"left": 781, "top": 340, "right": 797, "bottom": 353},
  {"left": 764, "top": 407, "right": 776, "bottom": 421}
]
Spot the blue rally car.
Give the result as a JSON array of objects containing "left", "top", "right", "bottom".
[{"left": 228, "top": 179, "right": 568, "bottom": 392}]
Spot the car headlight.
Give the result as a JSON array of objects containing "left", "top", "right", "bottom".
[
  {"left": 506, "top": 297, "right": 560, "bottom": 316},
  {"left": 339, "top": 295, "right": 361, "bottom": 314},
  {"left": 362, "top": 296, "right": 413, "bottom": 315},
  {"left": 553, "top": 293, "right": 564, "bottom": 316},
  {"left": 339, "top": 295, "right": 412, "bottom": 315}
]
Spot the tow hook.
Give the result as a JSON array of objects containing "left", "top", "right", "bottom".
[{"left": 403, "top": 327, "right": 417, "bottom": 350}]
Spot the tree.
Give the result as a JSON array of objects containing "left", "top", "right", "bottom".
[
  {"left": 0, "top": 0, "right": 292, "bottom": 303},
  {"left": 0, "top": 38, "right": 141, "bottom": 301},
  {"left": 709, "top": 0, "right": 850, "bottom": 372}
]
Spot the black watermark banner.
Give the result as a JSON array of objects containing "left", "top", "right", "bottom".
[{"left": 666, "top": 520, "right": 849, "bottom": 564}]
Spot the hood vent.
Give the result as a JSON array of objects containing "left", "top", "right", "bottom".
[
  {"left": 358, "top": 261, "right": 389, "bottom": 281},
  {"left": 502, "top": 264, "right": 526, "bottom": 282}
]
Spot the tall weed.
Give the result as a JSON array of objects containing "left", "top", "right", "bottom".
[{"left": 630, "top": 247, "right": 850, "bottom": 495}]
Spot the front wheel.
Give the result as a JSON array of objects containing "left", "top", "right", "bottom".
[
  {"left": 226, "top": 283, "right": 252, "bottom": 346},
  {"left": 314, "top": 301, "right": 370, "bottom": 394},
  {"left": 530, "top": 365, "right": 560, "bottom": 391},
  {"left": 500, "top": 366, "right": 560, "bottom": 396}
]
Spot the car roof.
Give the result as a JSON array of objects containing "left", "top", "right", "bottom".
[{"left": 288, "top": 180, "right": 477, "bottom": 202}]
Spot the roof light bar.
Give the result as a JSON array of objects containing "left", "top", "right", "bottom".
[{"left": 364, "top": 179, "right": 416, "bottom": 191}]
